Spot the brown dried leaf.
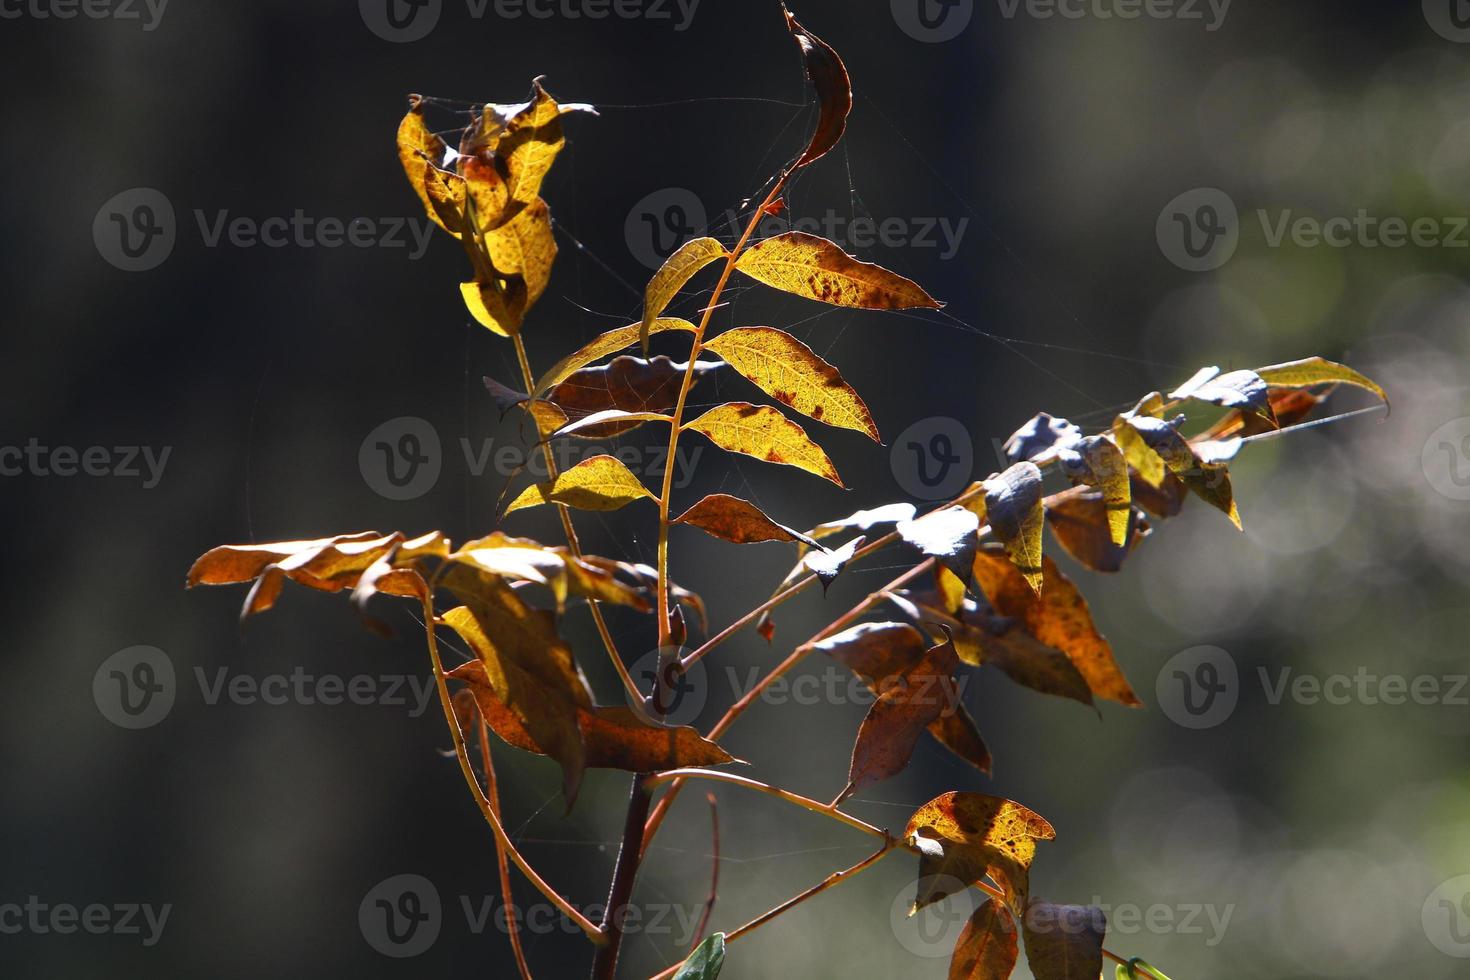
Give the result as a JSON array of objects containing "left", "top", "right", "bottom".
[
  {"left": 1125, "top": 415, "right": 1240, "bottom": 529},
  {"left": 844, "top": 631, "right": 963, "bottom": 798},
  {"left": 784, "top": 7, "right": 852, "bottom": 169},
  {"left": 1045, "top": 494, "right": 1149, "bottom": 574},
  {"left": 549, "top": 355, "right": 719, "bottom": 438},
  {"left": 673, "top": 493, "right": 822, "bottom": 547},
  {"left": 533, "top": 318, "right": 697, "bottom": 397},
  {"left": 949, "top": 901, "right": 1019, "bottom": 980},
  {"left": 449, "top": 661, "right": 735, "bottom": 772},
  {"left": 972, "top": 550, "right": 1137, "bottom": 706}
]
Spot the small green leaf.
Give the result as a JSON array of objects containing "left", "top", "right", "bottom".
[{"left": 674, "top": 932, "right": 726, "bottom": 980}]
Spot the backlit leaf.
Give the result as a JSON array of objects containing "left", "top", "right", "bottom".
[
  {"left": 1170, "top": 366, "right": 1275, "bottom": 426},
  {"left": 1045, "top": 494, "right": 1149, "bottom": 574},
  {"left": 1021, "top": 900, "right": 1106, "bottom": 980},
  {"left": 505, "top": 455, "right": 654, "bottom": 514},
  {"left": 451, "top": 661, "right": 735, "bottom": 771},
  {"left": 397, "top": 99, "right": 455, "bottom": 236},
  {"left": 673, "top": 493, "right": 822, "bottom": 547},
  {"left": 534, "top": 318, "right": 697, "bottom": 396},
  {"left": 1256, "top": 356, "right": 1387, "bottom": 405},
  {"left": 485, "top": 197, "right": 556, "bottom": 309},
  {"left": 984, "top": 463, "right": 1046, "bottom": 594},
  {"left": 906, "top": 792, "right": 1055, "bottom": 916},
  {"left": 641, "top": 237, "right": 728, "bottom": 350},
  {"left": 461, "top": 278, "right": 520, "bottom": 337},
  {"left": 1055, "top": 437, "right": 1130, "bottom": 547},
  {"left": 705, "top": 326, "right": 879, "bottom": 440},
  {"left": 1125, "top": 415, "right": 1240, "bottom": 529},
  {"left": 684, "top": 402, "right": 844, "bottom": 486},
  {"left": 734, "top": 232, "right": 942, "bottom": 310},
  {"left": 784, "top": 9, "right": 852, "bottom": 169},
  {"left": 971, "top": 551, "right": 1139, "bottom": 707},
  {"left": 950, "top": 900, "right": 1019, "bottom": 980}
]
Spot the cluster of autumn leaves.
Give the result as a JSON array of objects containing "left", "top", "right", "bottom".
[{"left": 187, "top": 7, "right": 1390, "bottom": 980}]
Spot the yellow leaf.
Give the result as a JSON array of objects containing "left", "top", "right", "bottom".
[
  {"left": 905, "top": 792, "right": 1055, "bottom": 916},
  {"left": 705, "top": 326, "right": 879, "bottom": 441},
  {"left": 499, "top": 79, "right": 578, "bottom": 208},
  {"left": 533, "top": 318, "right": 697, "bottom": 398},
  {"left": 485, "top": 197, "right": 557, "bottom": 310},
  {"left": 640, "top": 237, "right": 729, "bottom": 350},
  {"left": 684, "top": 402, "right": 844, "bottom": 486},
  {"left": 461, "top": 279, "right": 520, "bottom": 338},
  {"left": 397, "top": 100, "right": 457, "bottom": 237},
  {"left": 1125, "top": 416, "right": 1241, "bottom": 529},
  {"left": 505, "top": 454, "right": 655, "bottom": 514},
  {"left": 734, "top": 232, "right": 942, "bottom": 310},
  {"left": 984, "top": 462, "right": 1046, "bottom": 595},
  {"left": 1256, "top": 356, "right": 1388, "bottom": 406},
  {"left": 1057, "top": 436, "right": 1131, "bottom": 547}
]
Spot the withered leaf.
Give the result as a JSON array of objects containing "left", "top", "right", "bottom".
[
  {"left": 483, "top": 375, "right": 568, "bottom": 437},
  {"left": 803, "top": 534, "right": 864, "bottom": 590},
  {"left": 484, "top": 197, "right": 557, "bottom": 309},
  {"left": 1255, "top": 356, "right": 1387, "bottom": 406},
  {"left": 397, "top": 99, "right": 455, "bottom": 236},
  {"left": 496, "top": 78, "right": 588, "bottom": 210},
  {"left": 811, "top": 623, "right": 991, "bottom": 775},
  {"left": 1045, "top": 494, "right": 1149, "bottom": 574},
  {"left": 898, "top": 506, "right": 981, "bottom": 583},
  {"left": 641, "top": 237, "right": 729, "bottom": 351},
  {"left": 892, "top": 594, "right": 1094, "bottom": 709},
  {"left": 844, "top": 630, "right": 962, "bottom": 799},
  {"left": 784, "top": 8, "right": 852, "bottom": 169},
  {"left": 1129, "top": 470, "right": 1186, "bottom": 520},
  {"left": 1021, "top": 900, "right": 1106, "bottom": 980},
  {"left": 451, "top": 532, "right": 648, "bottom": 612},
  {"left": 549, "top": 355, "right": 719, "bottom": 438},
  {"left": 1202, "top": 387, "right": 1322, "bottom": 441},
  {"left": 672, "top": 493, "right": 822, "bottom": 547},
  {"left": 461, "top": 278, "right": 521, "bottom": 338},
  {"left": 984, "top": 462, "right": 1046, "bottom": 594},
  {"left": 684, "top": 402, "right": 844, "bottom": 486},
  {"left": 550, "top": 410, "right": 674, "bottom": 440},
  {"left": 705, "top": 326, "right": 879, "bottom": 441},
  {"left": 505, "top": 454, "right": 655, "bottom": 514},
  {"left": 1170, "top": 366, "right": 1275, "bottom": 426},
  {"left": 906, "top": 792, "right": 1055, "bottom": 917},
  {"left": 950, "top": 900, "right": 1019, "bottom": 980},
  {"left": 1124, "top": 415, "right": 1240, "bottom": 529},
  {"left": 534, "top": 318, "right": 697, "bottom": 397},
  {"left": 1003, "top": 413, "right": 1083, "bottom": 465},
  {"left": 1055, "top": 437, "right": 1130, "bottom": 547},
  {"left": 441, "top": 604, "right": 585, "bottom": 804},
  {"left": 450, "top": 661, "right": 735, "bottom": 772},
  {"left": 971, "top": 550, "right": 1138, "bottom": 707},
  {"left": 734, "top": 232, "right": 942, "bottom": 311}
]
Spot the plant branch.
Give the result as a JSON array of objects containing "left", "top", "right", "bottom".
[
  {"left": 478, "top": 717, "right": 534, "bottom": 980},
  {"left": 421, "top": 598, "right": 608, "bottom": 945},
  {"left": 689, "top": 793, "right": 720, "bottom": 952},
  {"left": 643, "top": 769, "right": 889, "bottom": 842},
  {"left": 590, "top": 774, "right": 653, "bottom": 980},
  {"left": 512, "top": 332, "right": 644, "bottom": 709}
]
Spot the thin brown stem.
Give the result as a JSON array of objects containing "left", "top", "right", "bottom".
[
  {"left": 421, "top": 598, "right": 607, "bottom": 945},
  {"left": 688, "top": 793, "right": 720, "bottom": 952},
  {"left": 647, "top": 844, "right": 896, "bottom": 980},
  {"left": 478, "top": 717, "right": 534, "bottom": 980},
  {"left": 512, "top": 333, "right": 643, "bottom": 707},
  {"left": 644, "top": 769, "right": 889, "bottom": 842}
]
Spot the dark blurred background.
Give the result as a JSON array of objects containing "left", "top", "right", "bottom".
[{"left": 3, "top": 0, "right": 1469, "bottom": 976}]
